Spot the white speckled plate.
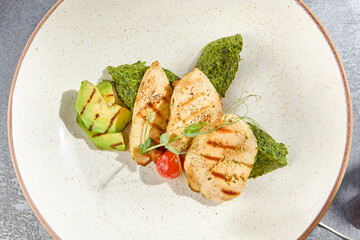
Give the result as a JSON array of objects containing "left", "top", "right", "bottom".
[{"left": 8, "top": 0, "right": 352, "bottom": 239}]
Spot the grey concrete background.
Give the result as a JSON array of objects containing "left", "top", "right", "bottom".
[{"left": 0, "top": 0, "right": 359, "bottom": 239}]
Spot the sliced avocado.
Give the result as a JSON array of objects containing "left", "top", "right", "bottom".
[
  {"left": 76, "top": 114, "right": 125, "bottom": 151},
  {"left": 96, "top": 80, "right": 116, "bottom": 104},
  {"left": 75, "top": 80, "right": 132, "bottom": 133},
  {"left": 97, "top": 80, "right": 125, "bottom": 107}
]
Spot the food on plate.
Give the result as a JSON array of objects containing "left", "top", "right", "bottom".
[
  {"left": 184, "top": 114, "right": 258, "bottom": 202},
  {"left": 73, "top": 34, "right": 289, "bottom": 202},
  {"left": 108, "top": 61, "right": 179, "bottom": 111},
  {"left": 75, "top": 80, "right": 131, "bottom": 151},
  {"left": 75, "top": 80, "right": 131, "bottom": 133},
  {"left": 248, "top": 123, "right": 288, "bottom": 178},
  {"left": 76, "top": 114, "right": 125, "bottom": 151},
  {"left": 166, "top": 67, "right": 223, "bottom": 150},
  {"left": 129, "top": 61, "right": 172, "bottom": 166},
  {"left": 96, "top": 80, "right": 116, "bottom": 104},
  {"left": 155, "top": 151, "right": 185, "bottom": 179},
  {"left": 196, "top": 34, "right": 243, "bottom": 97}
]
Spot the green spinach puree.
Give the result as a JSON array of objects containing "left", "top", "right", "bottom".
[
  {"left": 248, "top": 123, "right": 288, "bottom": 178},
  {"left": 108, "top": 61, "right": 179, "bottom": 111},
  {"left": 196, "top": 34, "right": 243, "bottom": 97}
]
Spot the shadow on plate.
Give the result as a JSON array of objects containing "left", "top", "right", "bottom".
[
  {"left": 97, "top": 67, "right": 112, "bottom": 84},
  {"left": 59, "top": 84, "right": 138, "bottom": 190},
  {"left": 139, "top": 162, "right": 218, "bottom": 207},
  {"left": 186, "top": 49, "right": 202, "bottom": 74},
  {"left": 98, "top": 155, "right": 138, "bottom": 189},
  {"left": 59, "top": 89, "right": 98, "bottom": 150}
]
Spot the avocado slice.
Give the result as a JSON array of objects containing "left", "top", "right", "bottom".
[
  {"left": 96, "top": 80, "right": 116, "bottom": 104},
  {"left": 75, "top": 80, "right": 132, "bottom": 133},
  {"left": 76, "top": 114, "right": 125, "bottom": 151}
]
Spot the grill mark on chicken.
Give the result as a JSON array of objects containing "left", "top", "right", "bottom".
[
  {"left": 237, "top": 162, "right": 253, "bottom": 169},
  {"left": 172, "top": 80, "right": 181, "bottom": 88},
  {"left": 152, "top": 138, "right": 160, "bottom": 145},
  {"left": 216, "top": 127, "right": 234, "bottom": 134},
  {"left": 206, "top": 140, "right": 243, "bottom": 151},
  {"left": 136, "top": 98, "right": 168, "bottom": 121},
  {"left": 148, "top": 93, "right": 170, "bottom": 103},
  {"left": 179, "top": 92, "right": 205, "bottom": 107},
  {"left": 200, "top": 154, "right": 222, "bottom": 162},
  {"left": 205, "top": 141, "right": 253, "bottom": 168},
  {"left": 139, "top": 114, "right": 166, "bottom": 132},
  {"left": 208, "top": 154, "right": 227, "bottom": 173},
  {"left": 188, "top": 183, "right": 200, "bottom": 193},
  {"left": 160, "top": 95, "right": 170, "bottom": 102},
  {"left": 221, "top": 189, "right": 240, "bottom": 196},
  {"left": 80, "top": 88, "right": 96, "bottom": 115},
  {"left": 211, "top": 171, "right": 225, "bottom": 179},
  {"left": 183, "top": 105, "right": 211, "bottom": 122},
  {"left": 141, "top": 147, "right": 161, "bottom": 156},
  {"left": 146, "top": 102, "right": 164, "bottom": 119},
  {"left": 149, "top": 122, "right": 165, "bottom": 133},
  {"left": 138, "top": 112, "right": 152, "bottom": 121},
  {"left": 238, "top": 175, "right": 246, "bottom": 182}
]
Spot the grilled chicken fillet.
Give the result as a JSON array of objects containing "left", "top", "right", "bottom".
[
  {"left": 167, "top": 67, "right": 222, "bottom": 150},
  {"left": 184, "top": 114, "right": 258, "bottom": 203},
  {"left": 129, "top": 61, "right": 172, "bottom": 166}
]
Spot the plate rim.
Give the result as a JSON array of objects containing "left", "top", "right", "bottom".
[{"left": 7, "top": 0, "right": 353, "bottom": 239}]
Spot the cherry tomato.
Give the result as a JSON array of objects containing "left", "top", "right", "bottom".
[{"left": 155, "top": 151, "right": 184, "bottom": 179}]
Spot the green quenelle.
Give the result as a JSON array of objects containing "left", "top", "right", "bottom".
[
  {"left": 108, "top": 61, "right": 179, "bottom": 111},
  {"left": 196, "top": 34, "right": 243, "bottom": 97},
  {"left": 248, "top": 123, "right": 288, "bottom": 178}
]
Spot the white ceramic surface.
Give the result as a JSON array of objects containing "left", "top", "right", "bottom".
[{"left": 10, "top": 0, "right": 351, "bottom": 239}]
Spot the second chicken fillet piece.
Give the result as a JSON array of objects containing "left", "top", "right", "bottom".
[{"left": 167, "top": 67, "right": 223, "bottom": 151}]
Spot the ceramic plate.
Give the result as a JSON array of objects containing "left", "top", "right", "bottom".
[{"left": 8, "top": 0, "right": 352, "bottom": 239}]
